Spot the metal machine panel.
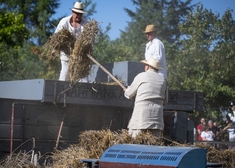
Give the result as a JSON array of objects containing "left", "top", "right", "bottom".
[
  {"left": 100, "top": 144, "right": 206, "bottom": 168},
  {"left": 87, "top": 61, "right": 204, "bottom": 112},
  {"left": 42, "top": 80, "right": 133, "bottom": 107},
  {"left": 0, "top": 79, "right": 44, "bottom": 101},
  {"left": 165, "top": 90, "right": 204, "bottom": 112}
]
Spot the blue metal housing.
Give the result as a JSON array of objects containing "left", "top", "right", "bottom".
[{"left": 100, "top": 144, "right": 207, "bottom": 168}]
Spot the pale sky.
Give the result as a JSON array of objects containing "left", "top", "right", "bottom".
[{"left": 53, "top": 0, "right": 235, "bottom": 40}]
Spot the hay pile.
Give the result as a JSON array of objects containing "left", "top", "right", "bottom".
[
  {"left": 39, "top": 20, "right": 99, "bottom": 83},
  {"left": 69, "top": 20, "right": 98, "bottom": 83},
  {"left": 196, "top": 143, "right": 235, "bottom": 168},
  {"left": 49, "top": 129, "right": 164, "bottom": 168},
  {"left": 0, "top": 151, "right": 35, "bottom": 168},
  {"left": 38, "top": 29, "right": 76, "bottom": 62},
  {"left": 1, "top": 129, "right": 235, "bottom": 168}
]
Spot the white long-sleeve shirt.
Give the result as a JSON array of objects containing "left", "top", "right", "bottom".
[
  {"left": 54, "top": 15, "right": 88, "bottom": 61},
  {"left": 145, "top": 38, "right": 167, "bottom": 79}
]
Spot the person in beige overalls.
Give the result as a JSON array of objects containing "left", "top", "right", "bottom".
[{"left": 124, "top": 58, "right": 168, "bottom": 138}]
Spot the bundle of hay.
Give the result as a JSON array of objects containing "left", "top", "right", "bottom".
[
  {"left": 39, "top": 20, "right": 99, "bottom": 83},
  {"left": 39, "top": 28, "right": 76, "bottom": 61},
  {"left": 69, "top": 20, "right": 99, "bottom": 83}
]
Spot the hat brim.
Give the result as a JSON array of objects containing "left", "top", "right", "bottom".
[
  {"left": 143, "top": 29, "right": 156, "bottom": 33},
  {"left": 143, "top": 28, "right": 157, "bottom": 33},
  {"left": 71, "top": 8, "right": 87, "bottom": 14},
  {"left": 140, "top": 60, "right": 148, "bottom": 65},
  {"left": 140, "top": 60, "right": 163, "bottom": 70}
]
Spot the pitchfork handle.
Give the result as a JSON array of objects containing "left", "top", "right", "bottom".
[{"left": 87, "top": 54, "right": 126, "bottom": 90}]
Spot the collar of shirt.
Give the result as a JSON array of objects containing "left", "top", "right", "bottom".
[{"left": 146, "top": 38, "right": 158, "bottom": 48}]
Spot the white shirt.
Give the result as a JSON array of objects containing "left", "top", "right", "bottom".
[
  {"left": 54, "top": 15, "right": 88, "bottom": 61},
  {"left": 227, "top": 128, "right": 235, "bottom": 142},
  {"left": 228, "top": 111, "right": 235, "bottom": 123},
  {"left": 201, "top": 131, "right": 214, "bottom": 141},
  {"left": 145, "top": 38, "right": 167, "bottom": 79}
]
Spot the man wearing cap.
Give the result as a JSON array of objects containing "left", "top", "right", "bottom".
[
  {"left": 143, "top": 24, "right": 167, "bottom": 80},
  {"left": 54, "top": 2, "right": 88, "bottom": 81},
  {"left": 124, "top": 58, "right": 168, "bottom": 138}
]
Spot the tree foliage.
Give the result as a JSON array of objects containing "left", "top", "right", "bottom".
[
  {"left": 0, "top": 13, "right": 28, "bottom": 47},
  {"left": 0, "top": 12, "right": 40, "bottom": 81},
  {"left": 0, "top": 0, "right": 60, "bottom": 45},
  {"left": 93, "top": 23, "right": 140, "bottom": 63},
  {"left": 117, "top": 0, "right": 193, "bottom": 60},
  {"left": 168, "top": 4, "right": 235, "bottom": 109},
  {"left": 0, "top": 0, "right": 61, "bottom": 81}
]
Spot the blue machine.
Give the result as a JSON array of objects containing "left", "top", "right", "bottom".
[
  {"left": 99, "top": 144, "right": 206, "bottom": 168},
  {"left": 81, "top": 144, "right": 222, "bottom": 168}
]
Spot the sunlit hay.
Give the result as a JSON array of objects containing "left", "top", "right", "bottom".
[
  {"left": 0, "top": 151, "right": 34, "bottom": 168},
  {"left": 77, "top": 129, "right": 164, "bottom": 159},
  {"left": 208, "top": 149, "right": 235, "bottom": 168},
  {"left": 39, "top": 29, "right": 76, "bottom": 61},
  {"left": 69, "top": 20, "right": 99, "bottom": 83},
  {"left": 194, "top": 142, "right": 231, "bottom": 167},
  {"left": 78, "top": 129, "right": 117, "bottom": 158},
  {"left": 133, "top": 131, "right": 164, "bottom": 146},
  {"left": 195, "top": 142, "right": 217, "bottom": 151},
  {"left": 220, "top": 150, "right": 235, "bottom": 168},
  {"left": 50, "top": 145, "right": 88, "bottom": 168},
  {"left": 34, "top": 20, "right": 99, "bottom": 83}
]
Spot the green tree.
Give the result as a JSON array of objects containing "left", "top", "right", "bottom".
[
  {"left": 93, "top": 23, "right": 140, "bottom": 63},
  {"left": 0, "top": 0, "right": 61, "bottom": 81},
  {"left": 0, "top": 12, "right": 33, "bottom": 81},
  {"left": 169, "top": 4, "right": 235, "bottom": 110},
  {"left": 0, "top": 0, "right": 60, "bottom": 45},
  {"left": 0, "top": 13, "right": 28, "bottom": 47}
]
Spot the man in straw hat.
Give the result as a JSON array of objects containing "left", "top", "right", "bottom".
[
  {"left": 54, "top": 2, "right": 88, "bottom": 81},
  {"left": 143, "top": 24, "right": 167, "bottom": 80},
  {"left": 124, "top": 58, "right": 168, "bottom": 138}
]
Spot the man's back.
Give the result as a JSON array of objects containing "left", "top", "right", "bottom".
[{"left": 135, "top": 70, "right": 166, "bottom": 104}]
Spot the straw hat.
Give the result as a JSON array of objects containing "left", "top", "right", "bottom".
[
  {"left": 143, "top": 24, "right": 157, "bottom": 33},
  {"left": 140, "top": 58, "right": 163, "bottom": 70},
  {"left": 71, "top": 2, "right": 86, "bottom": 14}
]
